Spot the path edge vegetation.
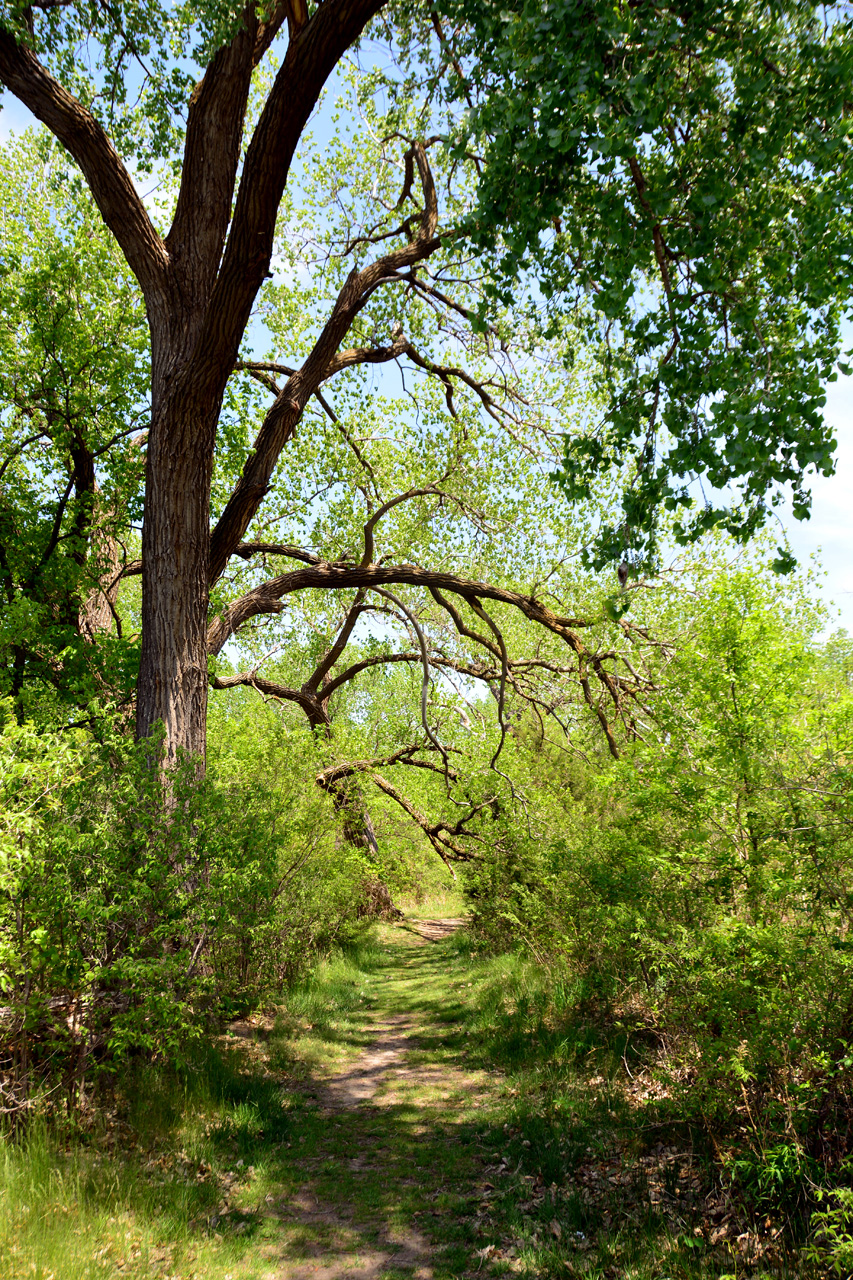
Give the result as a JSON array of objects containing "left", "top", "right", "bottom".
[{"left": 1, "top": 0, "right": 853, "bottom": 1275}]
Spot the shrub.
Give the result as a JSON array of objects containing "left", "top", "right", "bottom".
[
  {"left": 464, "top": 572, "right": 853, "bottom": 1252},
  {"left": 0, "top": 704, "right": 369, "bottom": 1112}
]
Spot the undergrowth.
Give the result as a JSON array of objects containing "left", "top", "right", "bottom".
[{"left": 0, "top": 926, "right": 832, "bottom": 1279}]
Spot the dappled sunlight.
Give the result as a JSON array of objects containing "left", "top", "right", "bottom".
[{"left": 0, "top": 921, "right": 813, "bottom": 1279}]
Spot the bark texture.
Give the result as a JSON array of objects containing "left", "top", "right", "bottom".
[{"left": 0, "top": 0, "right": 386, "bottom": 761}]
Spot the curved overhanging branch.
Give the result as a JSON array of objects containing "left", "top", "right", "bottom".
[
  {"left": 210, "top": 603, "right": 652, "bottom": 863},
  {"left": 0, "top": 28, "right": 168, "bottom": 302},
  {"left": 214, "top": 664, "right": 453, "bottom": 857},
  {"left": 207, "top": 562, "right": 595, "bottom": 654},
  {"left": 360, "top": 487, "right": 440, "bottom": 566},
  {"left": 322, "top": 649, "right": 422, "bottom": 698},
  {"left": 209, "top": 138, "right": 442, "bottom": 583},
  {"left": 429, "top": 585, "right": 501, "bottom": 660},
  {"left": 207, "top": 561, "right": 635, "bottom": 758},
  {"left": 315, "top": 744, "right": 455, "bottom": 788}
]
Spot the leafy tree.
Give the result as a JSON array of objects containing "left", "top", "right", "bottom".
[
  {"left": 0, "top": 61, "right": 649, "bottom": 822},
  {"left": 0, "top": 0, "right": 392, "bottom": 758},
  {"left": 0, "top": 133, "right": 147, "bottom": 720},
  {"left": 4, "top": 0, "right": 850, "bottom": 765},
  {"left": 0, "top": 111, "right": 653, "bottom": 882},
  {"left": 435, "top": 0, "right": 853, "bottom": 566}
]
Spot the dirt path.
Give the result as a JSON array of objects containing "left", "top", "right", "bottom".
[
  {"left": 247, "top": 918, "right": 499, "bottom": 1280},
  {"left": 401, "top": 919, "right": 467, "bottom": 943},
  {"left": 5, "top": 917, "right": 763, "bottom": 1280}
]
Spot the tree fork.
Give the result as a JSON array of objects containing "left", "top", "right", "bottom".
[{"left": 0, "top": 0, "right": 386, "bottom": 765}]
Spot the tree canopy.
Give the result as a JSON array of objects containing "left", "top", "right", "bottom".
[
  {"left": 1, "top": 0, "right": 851, "bottom": 771},
  {"left": 432, "top": 0, "right": 853, "bottom": 566}
]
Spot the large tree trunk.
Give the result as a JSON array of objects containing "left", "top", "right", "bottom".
[{"left": 135, "top": 343, "right": 218, "bottom": 760}]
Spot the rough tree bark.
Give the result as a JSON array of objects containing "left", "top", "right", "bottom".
[{"left": 0, "top": 0, "right": 386, "bottom": 763}]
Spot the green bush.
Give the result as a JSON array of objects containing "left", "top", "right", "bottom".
[
  {"left": 0, "top": 703, "right": 370, "bottom": 1112},
  {"left": 464, "top": 571, "right": 853, "bottom": 1248}
]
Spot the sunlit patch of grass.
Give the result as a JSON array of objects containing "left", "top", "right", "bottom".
[
  {"left": 395, "top": 883, "right": 467, "bottom": 919},
  {"left": 0, "top": 924, "right": 812, "bottom": 1280}
]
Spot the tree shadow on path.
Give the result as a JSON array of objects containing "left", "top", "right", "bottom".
[{"left": 232, "top": 921, "right": 505, "bottom": 1280}]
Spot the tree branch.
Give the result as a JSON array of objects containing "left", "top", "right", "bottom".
[
  {"left": 166, "top": 10, "right": 261, "bottom": 304},
  {"left": 206, "top": 560, "right": 596, "bottom": 656},
  {"left": 322, "top": 650, "right": 422, "bottom": 698},
  {"left": 211, "top": 670, "right": 318, "bottom": 718},
  {"left": 303, "top": 589, "right": 367, "bottom": 693},
  {"left": 368, "top": 772, "right": 471, "bottom": 868},
  {"left": 233, "top": 541, "right": 322, "bottom": 565},
  {"left": 360, "top": 486, "right": 439, "bottom": 566},
  {"left": 0, "top": 30, "right": 168, "bottom": 300},
  {"left": 208, "top": 136, "right": 442, "bottom": 582},
  {"left": 315, "top": 744, "right": 434, "bottom": 787},
  {"left": 195, "top": 0, "right": 388, "bottom": 511},
  {"left": 429, "top": 585, "right": 501, "bottom": 660}
]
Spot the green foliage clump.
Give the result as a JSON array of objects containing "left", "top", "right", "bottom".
[
  {"left": 463, "top": 569, "right": 853, "bottom": 1251},
  {"left": 439, "top": 0, "right": 853, "bottom": 564},
  {"left": 0, "top": 702, "right": 370, "bottom": 1112}
]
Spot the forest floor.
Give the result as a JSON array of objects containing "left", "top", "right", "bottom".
[{"left": 0, "top": 911, "right": 806, "bottom": 1280}]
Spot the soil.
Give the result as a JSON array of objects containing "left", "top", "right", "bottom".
[{"left": 252, "top": 917, "right": 490, "bottom": 1280}]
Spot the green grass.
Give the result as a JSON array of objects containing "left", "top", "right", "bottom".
[
  {"left": 394, "top": 882, "right": 468, "bottom": 918},
  {"left": 0, "top": 922, "right": 815, "bottom": 1279}
]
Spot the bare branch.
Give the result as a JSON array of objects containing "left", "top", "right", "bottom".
[
  {"left": 315, "top": 744, "right": 437, "bottom": 787},
  {"left": 360, "top": 486, "right": 439, "bottom": 566},
  {"left": 402, "top": 271, "right": 498, "bottom": 335},
  {"left": 212, "top": 671, "right": 317, "bottom": 718},
  {"left": 304, "top": 589, "right": 367, "bottom": 693},
  {"left": 206, "top": 560, "right": 596, "bottom": 656},
  {"left": 403, "top": 341, "right": 525, "bottom": 430},
  {"left": 209, "top": 138, "right": 443, "bottom": 582},
  {"left": 429, "top": 586, "right": 501, "bottom": 660},
  {"left": 233, "top": 542, "right": 322, "bottom": 565},
  {"left": 322, "top": 650, "right": 422, "bottom": 698},
  {"left": 323, "top": 335, "right": 409, "bottom": 381},
  {"left": 368, "top": 772, "right": 469, "bottom": 870}
]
